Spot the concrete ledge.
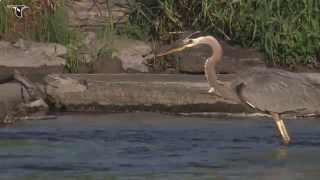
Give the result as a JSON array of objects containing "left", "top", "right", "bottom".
[{"left": 46, "top": 74, "right": 252, "bottom": 113}]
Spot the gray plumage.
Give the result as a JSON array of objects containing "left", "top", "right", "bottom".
[{"left": 233, "top": 67, "right": 320, "bottom": 115}]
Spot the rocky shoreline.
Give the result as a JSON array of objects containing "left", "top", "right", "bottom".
[
  {"left": 45, "top": 73, "right": 250, "bottom": 113},
  {"left": 0, "top": 73, "right": 252, "bottom": 122},
  {"left": 2, "top": 70, "right": 320, "bottom": 123},
  {"left": 0, "top": 33, "right": 319, "bottom": 123}
]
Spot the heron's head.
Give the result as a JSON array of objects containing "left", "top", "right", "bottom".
[{"left": 156, "top": 35, "right": 204, "bottom": 57}]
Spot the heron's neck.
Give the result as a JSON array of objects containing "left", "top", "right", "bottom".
[{"left": 203, "top": 37, "right": 223, "bottom": 88}]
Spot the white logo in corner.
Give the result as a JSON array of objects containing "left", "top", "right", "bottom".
[{"left": 7, "top": 5, "right": 29, "bottom": 18}]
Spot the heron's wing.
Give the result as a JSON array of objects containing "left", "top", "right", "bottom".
[{"left": 235, "top": 68, "right": 320, "bottom": 114}]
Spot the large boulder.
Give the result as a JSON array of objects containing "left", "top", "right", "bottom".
[
  {"left": 0, "top": 40, "right": 67, "bottom": 82},
  {"left": 92, "top": 55, "right": 123, "bottom": 73},
  {"left": 175, "top": 40, "right": 266, "bottom": 74},
  {"left": 45, "top": 74, "right": 250, "bottom": 113},
  {"left": 302, "top": 73, "right": 320, "bottom": 84},
  {"left": 114, "top": 39, "right": 151, "bottom": 73}
]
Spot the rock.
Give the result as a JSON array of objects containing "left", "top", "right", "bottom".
[
  {"left": 13, "top": 39, "right": 67, "bottom": 57},
  {"left": 45, "top": 74, "right": 250, "bottom": 113},
  {"left": 0, "top": 40, "right": 67, "bottom": 82},
  {"left": 29, "top": 43, "right": 67, "bottom": 58},
  {"left": 82, "top": 31, "right": 98, "bottom": 47},
  {"left": 77, "top": 32, "right": 150, "bottom": 73},
  {"left": 114, "top": 39, "right": 151, "bottom": 73},
  {"left": 176, "top": 44, "right": 211, "bottom": 73},
  {"left": 0, "top": 70, "right": 51, "bottom": 123},
  {"left": 302, "top": 73, "right": 320, "bottom": 84},
  {"left": 175, "top": 40, "right": 266, "bottom": 74},
  {"left": 69, "top": 0, "right": 130, "bottom": 31},
  {"left": 75, "top": 32, "right": 124, "bottom": 73},
  {"left": 46, "top": 75, "right": 88, "bottom": 109},
  {"left": 92, "top": 55, "right": 123, "bottom": 73},
  {"left": 47, "top": 75, "right": 88, "bottom": 94},
  {"left": 0, "top": 83, "right": 22, "bottom": 121}
]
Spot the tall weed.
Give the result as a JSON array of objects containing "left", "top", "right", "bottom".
[{"left": 129, "top": 0, "right": 320, "bottom": 66}]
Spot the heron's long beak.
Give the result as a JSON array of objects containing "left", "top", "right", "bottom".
[{"left": 156, "top": 40, "right": 196, "bottom": 57}]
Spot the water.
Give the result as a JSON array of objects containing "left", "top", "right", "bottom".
[{"left": 0, "top": 112, "right": 320, "bottom": 180}]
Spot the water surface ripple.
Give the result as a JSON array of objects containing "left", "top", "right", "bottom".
[{"left": 0, "top": 112, "right": 320, "bottom": 180}]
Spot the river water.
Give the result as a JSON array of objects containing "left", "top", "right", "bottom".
[{"left": 0, "top": 112, "right": 320, "bottom": 180}]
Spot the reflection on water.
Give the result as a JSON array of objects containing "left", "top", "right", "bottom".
[{"left": 0, "top": 112, "right": 320, "bottom": 180}]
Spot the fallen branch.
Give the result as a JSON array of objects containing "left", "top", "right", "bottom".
[
  {"left": 13, "top": 70, "right": 46, "bottom": 101},
  {"left": 1, "top": 70, "right": 50, "bottom": 124}
]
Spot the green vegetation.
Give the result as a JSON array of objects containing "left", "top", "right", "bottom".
[
  {"left": 1, "top": 0, "right": 318, "bottom": 69},
  {"left": 65, "top": 21, "right": 149, "bottom": 73},
  {"left": 0, "top": 0, "right": 113, "bottom": 73},
  {"left": 0, "top": 0, "right": 146, "bottom": 72},
  {"left": 128, "top": 0, "right": 320, "bottom": 66},
  {"left": 0, "top": 0, "right": 76, "bottom": 44},
  {"left": 0, "top": 0, "right": 82, "bottom": 72}
]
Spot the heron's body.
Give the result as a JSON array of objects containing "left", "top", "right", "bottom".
[
  {"left": 158, "top": 35, "right": 320, "bottom": 145},
  {"left": 217, "top": 67, "right": 320, "bottom": 115}
]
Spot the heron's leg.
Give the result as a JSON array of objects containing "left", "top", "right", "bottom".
[
  {"left": 208, "top": 87, "right": 216, "bottom": 93},
  {"left": 209, "top": 80, "right": 224, "bottom": 93},
  {"left": 217, "top": 80, "right": 224, "bottom": 85},
  {"left": 208, "top": 79, "right": 224, "bottom": 95},
  {"left": 270, "top": 112, "right": 290, "bottom": 145},
  {"left": 207, "top": 87, "right": 223, "bottom": 98}
]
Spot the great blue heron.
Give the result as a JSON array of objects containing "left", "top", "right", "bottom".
[{"left": 157, "top": 35, "right": 320, "bottom": 145}]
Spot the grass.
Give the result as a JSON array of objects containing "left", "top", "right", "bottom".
[
  {"left": 64, "top": 24, "right": 116, "bottom": 73},
  {"left": 3, "top": 1, "right": 317, "bottom": 70},
  {"left": 0, "top": 0, "right": 82, "bottom": 72},
  {"left": 128, "top": 0, "right": 320, "bottom": 67},
  {"left": 0, "top": 0, "right": 76, "bottom": 44},
  {"left": 0, "top": 0, "right": 105, "bottom": 73},
  {"left": 0, "top": 0, "right": 149, "bottom": 73}
]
